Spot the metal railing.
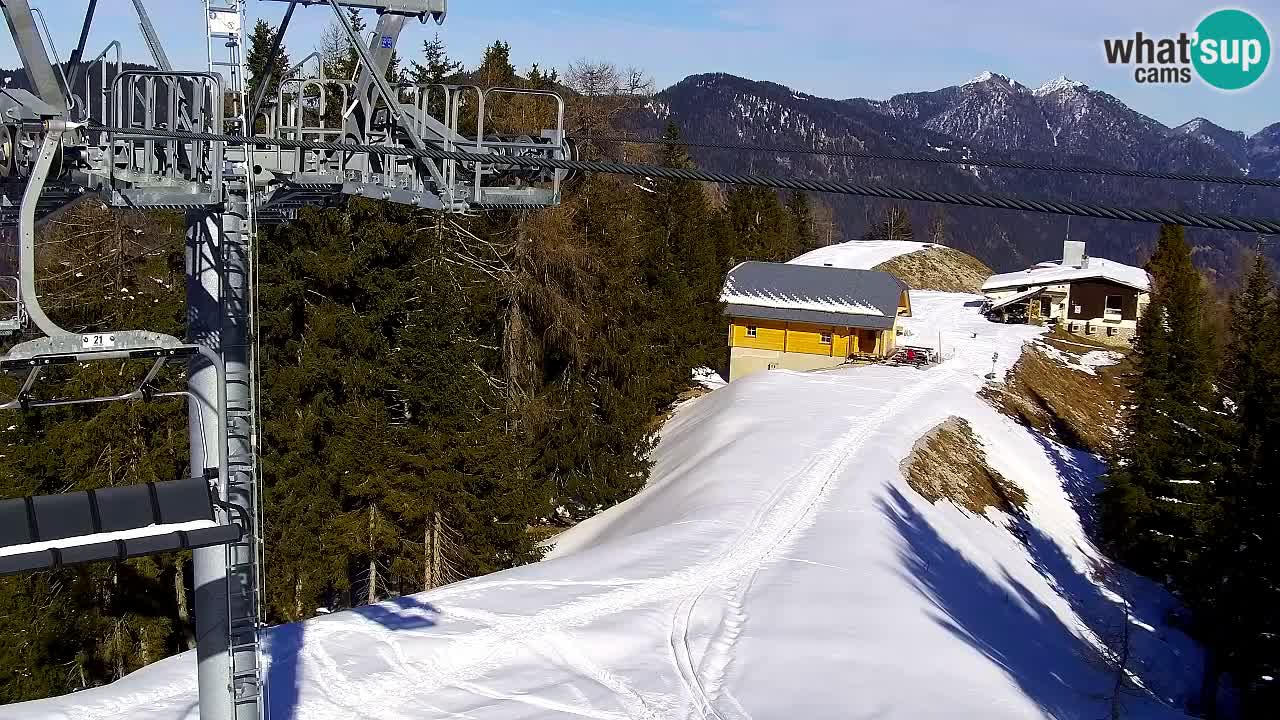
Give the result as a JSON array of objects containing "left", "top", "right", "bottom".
[{"left": 107, "top": 70, "right": 223, "bottom": 196}]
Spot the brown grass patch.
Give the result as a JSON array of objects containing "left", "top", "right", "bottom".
[
  {"left": 981, "top": 344, "right": 1132, "bottom": 456},
  {"left": 901, "top": 417, "right": 1027, "bottom": 517},
  {"left": 646, "top": 385, "right": 713, "bottom": 434},
  {"left": 1041, "top": 328, "right": 1117, "bottom": 355},
  {"left": 527, "top": 524, "right": 567, "bottom": 544},
  {"left": 874, "top": 245, "right": 993, "bottom": 294}
]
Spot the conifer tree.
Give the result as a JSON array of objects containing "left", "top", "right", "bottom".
[
  {"left": 245, "top": 19, "right": 290, "bottom": 118},
  {"left": 475, "top": 40, "right": 517, "bottom": 88},
  {"left": 640, "top": 123, "right": 724, "bottom": 368},
  {"left": 725, "top": 186, "right": 795, "bottom": 262},
  {"left": 786, "top": 192, "right": 820, "bottom": 255},
  {"left": 1100, "top": 227, "right": 1244, "bottom": 714},
  {"left": 257, "top": 199, "right": 548, "bottom": 616},
  {"left": 409, "top": 33, "right": 463, "bottom": 118},
  {"left": 1100, "top": 224, "right": 1222, "bottom": 585},
  {"left": 1211, "top": 251, "right": 1280, "bottom": 715},
  {"left": 410, "top": 33, "right": 464, "bottom": 85},
  {"left": 526, "top": 63, "right": 559, "bottom": 90}
]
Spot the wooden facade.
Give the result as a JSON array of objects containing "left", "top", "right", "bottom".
[
  {"left": 728, "top": 319, "right": 890, "bottom": 357},
  {"left": 1064, "top": 279, "right": 1140, "bottom": 321}
]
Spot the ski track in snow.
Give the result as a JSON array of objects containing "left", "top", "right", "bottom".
[
  {"left": 268, "top": 357, "right": 963, "bottom": 719},
  {"left": 669, "top": 363, "right": 962, "bottom": 719}
]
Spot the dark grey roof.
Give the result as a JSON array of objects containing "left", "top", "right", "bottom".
[
  {"left": 724, "top": 304, "right": 896, "bottom": 330},
  {"left": 720, "top": 261, "right": 907, "bottom": 328}
]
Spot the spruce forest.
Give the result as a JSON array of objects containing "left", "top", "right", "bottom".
[
  {"left": 0, "top": 13, "right": 1276, "bottom": 720},
  {"left": 1100, "top": 226, "right": 1280, "bottom": 717},
  {"left": 0, "top": 21, "right": 821, "bottom": 701}
]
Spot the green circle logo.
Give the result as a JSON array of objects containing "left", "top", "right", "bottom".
[{"left": 1192, "top": 9, "right": 1270, "bottom": 90}]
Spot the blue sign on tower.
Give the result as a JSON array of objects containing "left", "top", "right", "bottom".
[{"left": 381, "top": 35, "right": 394, "bottom": 49}]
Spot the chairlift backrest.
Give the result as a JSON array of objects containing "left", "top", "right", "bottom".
[{"left": 0, "top": 477, "right": 242, "bottom": 576}]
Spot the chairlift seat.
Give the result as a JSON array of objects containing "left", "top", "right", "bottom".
[
  {"left": 0, "top": 477, "right": 241, "bottom": 576},
  {"left": 0, "top": 331, "right": 200, "bottom": 410}
]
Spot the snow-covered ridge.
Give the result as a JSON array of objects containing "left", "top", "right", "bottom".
[
  {"left": 1034, "top": 75, "right": 1087, "bottom": 97},
  {"left": 1176, "top": 118, "right": 1214, "bottom": 134},
  {"left": 789, "top": 239, "right": 930, "bottom": 270},
  {"left": 965, "top": 70, "right": 1005, "bottom": 85}
]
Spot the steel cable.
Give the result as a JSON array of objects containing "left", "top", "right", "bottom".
[
  {"left": 101, "top": 126, "right": 1280, "bottom": 235},
  {"left": 574, "top": 133, "right": 1280, "bottom": 189}
]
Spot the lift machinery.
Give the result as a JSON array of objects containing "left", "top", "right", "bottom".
[{"left": 0, "top": 1, "right": 572, "bottom": 718}]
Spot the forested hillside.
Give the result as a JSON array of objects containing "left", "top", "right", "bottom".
[{"left": 0, "top": 28, "right": 824, "bottom": 701}]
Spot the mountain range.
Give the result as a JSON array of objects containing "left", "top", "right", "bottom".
[
  {"left": 2, "top": 61, "right": 1275, "bottom": 277},
  {"left": 625, "top": 71, "right": 1280, "bottom": 276}
]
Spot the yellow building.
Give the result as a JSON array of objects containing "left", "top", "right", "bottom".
[{"left": 721, "top": 261, "right": 911, "bottom": 381}]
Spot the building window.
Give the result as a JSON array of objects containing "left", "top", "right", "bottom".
[
  {"left": 820, "top": 331, "right": 832, "bottom": 344},
  {"left": 1039, "top": 297, "right": 1052, "bottom": 317},
  {"left": 1104, "top": 295, "right": 1123, "bottom": 322},
  {"left": 746, "top": 326, "right": 757, "bottom": 338}
]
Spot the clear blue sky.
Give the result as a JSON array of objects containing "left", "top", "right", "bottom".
[{"left": 5, "top": 1, "right": 1277, "bottom": 134}]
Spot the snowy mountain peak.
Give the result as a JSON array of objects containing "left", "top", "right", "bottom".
[
  {"left": 964, "top": 70, "right": 1015, "bottom": 87},
  {"left": 1033, "top": 75, "right": 1086, "bottom": 96},
  {"left": 1173, "top": 117, "right": 1249, "bottom": 170},
  {"left": 1174, "top": 117, "right": 1230, "bottom": 135}
]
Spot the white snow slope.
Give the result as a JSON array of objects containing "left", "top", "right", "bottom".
[
  {"left": 10, "top": 294, "right": 1202, "bottom": 720},
  {"left": 788, "top": 240, "right": 930, "bottom": 270}
]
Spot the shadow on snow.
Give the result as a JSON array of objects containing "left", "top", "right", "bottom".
[
  {"left": 881, "top": 485, "right": 1193, "bottom": 719},
  {"left": 264, "top": 597, "right": 442, "bottom": 719}
]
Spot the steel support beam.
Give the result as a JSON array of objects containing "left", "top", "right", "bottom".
[
  {"left": 18, "top": 126, "right": 68, "bottom": 336},
  {"left": 220, "top": 189, "right": 261, "bottom": 720},
  {"left": 328, "top": 1, "right": 422, "bottom": 153},
  {"left": 66, "top": 0, "right": 100, "bottom": 90},
  {"left": 0, "top": 0, "right": 68, "bottom": 112},
  {"left": 187, "top": 209, "right": 233, "bottom": 720},
  {"left": 131, "top": 0, "right": 172, "bottom": 71},
  {"left": 328, "top": 1, "right": 448, "bottom": 194},
  {"left": 188, "top": 197, "right": 259, "bottom": 720}
]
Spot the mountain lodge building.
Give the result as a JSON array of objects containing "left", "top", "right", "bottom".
[
  {"left": 981, "top": 240, "right": 1150, "bottom": 346},
  {"left": 721, "top": 262, "right": 912, "bottom": 381}
]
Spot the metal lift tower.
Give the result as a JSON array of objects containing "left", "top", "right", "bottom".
[{"left": 0, "top": 1, "right": 572, "bottom": 718}]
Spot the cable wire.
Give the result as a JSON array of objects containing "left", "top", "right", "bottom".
[
  {"left": 574, "top": 132, "right": 1280, "bottom": 189},
  {"left": 101, "top": 126, "right": 1280, "bottom": 235}
]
